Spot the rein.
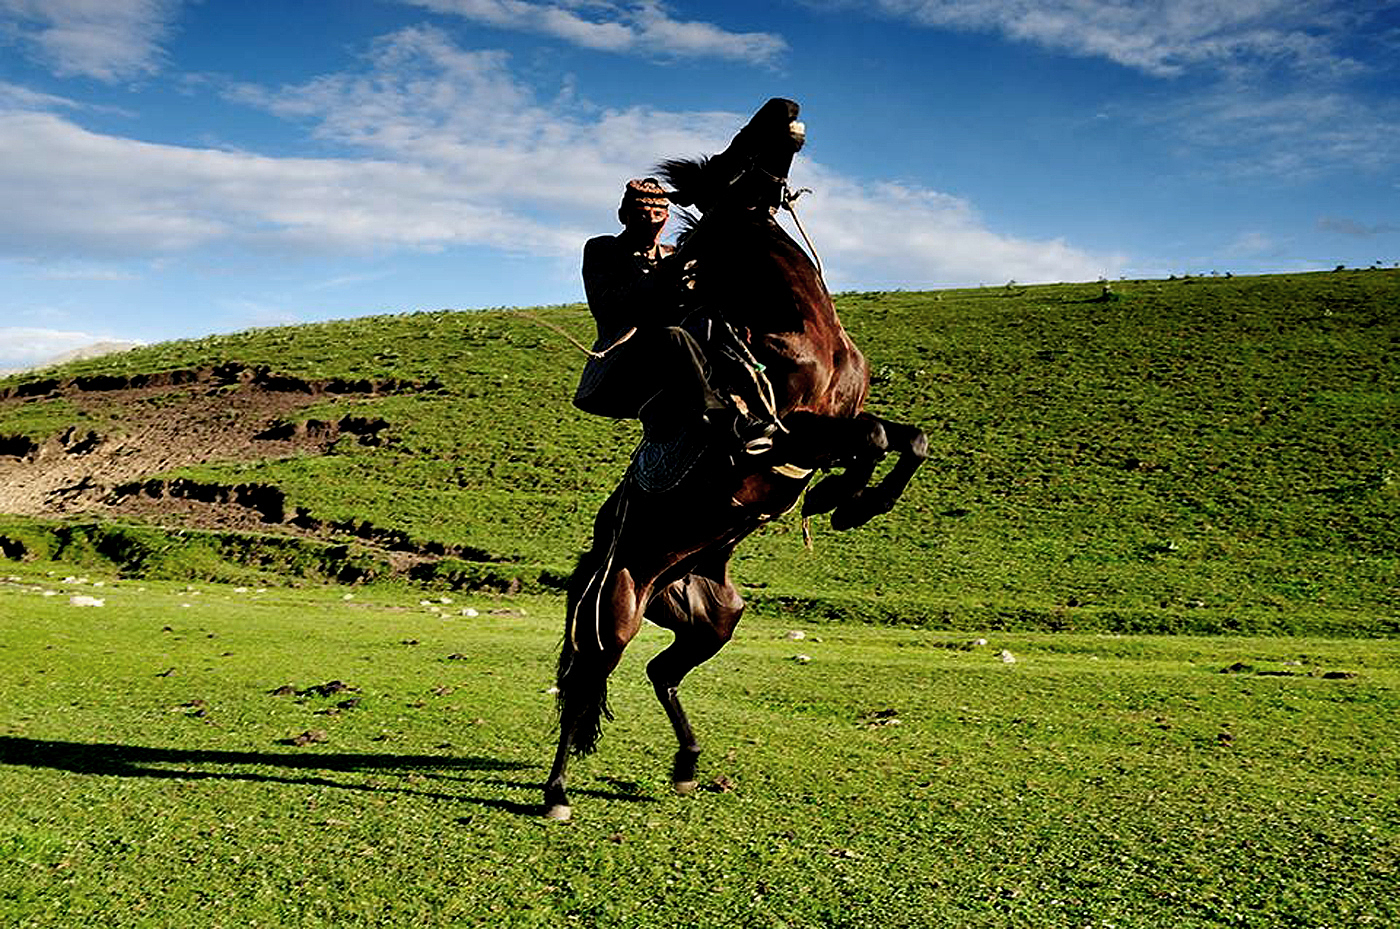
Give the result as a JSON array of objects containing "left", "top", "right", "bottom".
[
  {"left": 781, "top": 181, "right": 823, "bottom": 280},
  {"left": 512, "top": 310, "right": 636, "bottom": 359},
  {"left": 737, "top": 160, "right": 825, "bottom": 281}
]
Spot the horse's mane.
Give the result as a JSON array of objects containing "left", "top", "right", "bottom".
[
  {"left": 655, "top": 157, "right": 707, "bottom": 248},
  {"left": 656, "top": 157, "right": 709, "bottom": 210},
  {"left": 669, "top": 208, "right": 700, "bottom": 249}
]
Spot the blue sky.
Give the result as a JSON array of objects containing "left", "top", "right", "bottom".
[{"left": 2, "top": 0, "right": 1398, "bottom": 369}]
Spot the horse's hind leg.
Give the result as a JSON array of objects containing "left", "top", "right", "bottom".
[
  {"left": 545, "top": 546, "right": 646, "bottom": 821},
  {"left": 644, "top": 567, "right": 744, "bottom": 794}
]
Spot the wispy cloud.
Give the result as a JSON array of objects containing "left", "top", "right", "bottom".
[
  {"left": 0, "top": 79, "right": 79, "bottom": 110},
  {"left": 401, "top": 0, "right": 787, "bottom": 64},
  {"left": 0, "top": 0, "right": 181, "bottom": 81},
  {"left": 0, "top": 108, "right": 588, "bottom": 259},
  {"left": 28, "top": 262, "right": 140, "bottom": 281},
  {"left": 1148, "top": 85, "right": 1400, "bottom": 178},
  {"left": 0, "top": 25, "right": 1116, "bottom": 287},
  {"left": 820, "top": 1, "right": 1400, "bottom": 183},
  {"left": 1224, "top": 231, "right": 1280, "bottom": 258},
  {"left": 1318, "top": 217, "right": 1400, "bottom": 237},
  {"left": 237, "top": 24, "right": 1119, "bottom": 282},
  {"left": 851, "top": 0, "right": 1366, "bottom": 78}
]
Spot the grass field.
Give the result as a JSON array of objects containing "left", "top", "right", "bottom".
[
  {"left": 3, "top": 271, "right": 1397, "bottom": 635},
  {"left": 2, "top": 568, "right": 1397, "bottom": 927}
]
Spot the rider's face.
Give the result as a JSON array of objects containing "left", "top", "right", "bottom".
[{"left": 628, "top": 204, "right": 669, "bottom": 231}]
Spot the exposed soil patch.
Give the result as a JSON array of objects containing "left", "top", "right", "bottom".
[
  {"left": 0, "top": 362, "right": 441, "bottom": 402},
  {"left": 0, "top": 365, "right": 433, "bottom": 553}
]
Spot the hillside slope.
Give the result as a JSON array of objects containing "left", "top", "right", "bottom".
[{"left": 2, "top": 271, "right": 1396, "bottom": 633}]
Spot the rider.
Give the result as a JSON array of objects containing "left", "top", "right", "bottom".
[{"left": 574, "top": 177, "right": 776, "bottom": 454}]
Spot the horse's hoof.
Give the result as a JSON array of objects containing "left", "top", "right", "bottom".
[
  {"left": 673, "top": 780, "right": 699, "bottom": 795},
  {"left": 543, "top": 804, "right": 573, "bottom": 822}
]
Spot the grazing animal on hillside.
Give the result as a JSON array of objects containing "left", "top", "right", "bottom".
[{"left": 545, "top": 98, "right": 928, "bottom": 820}]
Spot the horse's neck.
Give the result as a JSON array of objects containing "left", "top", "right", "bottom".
[{"left": 686, "top": 206, "right": 865, "bottom": 417}]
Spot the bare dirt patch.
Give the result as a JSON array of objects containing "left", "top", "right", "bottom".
[{"left": 0, "top": 368, "right": 395, "bottom": 535}]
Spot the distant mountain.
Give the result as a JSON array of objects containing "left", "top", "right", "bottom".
[
  {"left": 0, "top": 340, "right": 145, "bottom": 376},
  {"left": 18, "top": 341, "right": 144, "bottom": 373}
]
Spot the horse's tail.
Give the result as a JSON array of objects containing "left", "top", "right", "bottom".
[{"left": 555, "top": 550, "right": 615, "bottom": 757}]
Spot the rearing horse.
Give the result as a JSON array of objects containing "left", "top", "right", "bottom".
[{"left": 545, "top": 98, "right": 928, "bottom": 820}]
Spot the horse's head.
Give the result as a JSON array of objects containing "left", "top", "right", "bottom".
[{"left": 659, "top": 98, "right": 805, "bottom": 214}]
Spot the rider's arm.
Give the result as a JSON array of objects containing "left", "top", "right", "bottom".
[{"left": 583, "top": 237, "right": 683, "bottom": 333}]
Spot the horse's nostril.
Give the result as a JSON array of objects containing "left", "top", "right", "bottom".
[{"left": 790, "top": 120, "right": 806, "bottom": 142}]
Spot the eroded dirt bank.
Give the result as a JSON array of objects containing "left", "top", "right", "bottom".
[{"left": 0, "top": 365, "right": 423, "bottom": 548}]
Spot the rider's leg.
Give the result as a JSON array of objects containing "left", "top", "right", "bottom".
[{"left": 639, "top": 326, "right": 775, "bottom": 453}]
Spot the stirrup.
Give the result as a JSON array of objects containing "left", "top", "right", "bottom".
[{"left": 733, "top": 414, "right": 777, "bottom": 455}]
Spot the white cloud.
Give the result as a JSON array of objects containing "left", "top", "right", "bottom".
[
  {"left": 30, "top": 263, "right": 140, "bottom": 281},
  {"left": 0, "top": 79, "right": 79, "bottom": 110},
  {"left": 0, "top": 25, "right": 1116, "bottom": 289},
  {"left": 233, "top": 25, "right": 744, "bottom": 217},
  {"left": 0, "top": 0, "right": 181, "bottom": 81},
  {"left": 0, "top": 108, "right": 586, "bottom": 259},
  {"left": 854, "top": 0, "right": 1363, "bottom": 78},
  {"left": 835, "top": 1, "right": 1398, "bottom": 181},
  {"left": 1224, "top": 231, "right": 1279, "bottom": 258},
  {"left": 238, "top": 25, "right": 1118, "bottom": 282},
  {"left": 401, "top": 0, "right": 787, "bottom": 64},
  {"left": 791, "top": 163, "right": 1122, "bottom": 286}
]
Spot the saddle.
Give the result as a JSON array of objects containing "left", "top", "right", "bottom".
[{"left": 631, "top": 316, "right": 781, "bottom": 494}]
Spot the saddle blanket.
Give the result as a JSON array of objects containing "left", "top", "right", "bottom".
[{"left": 631, "top": 426, "right": 708, "bottom": 494}]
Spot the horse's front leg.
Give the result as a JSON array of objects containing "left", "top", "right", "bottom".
[
  {"left": 779, "top": 412, "right": 887, "bottom": 519},
  {"left": 829, "top": 417, "right": 928, "bottom": 529},
  {"left": 779, "top": 412, "right": 927, "bottom": 530},
  {"left": 644, "top": 567, "right": 744, "bottom": 794}
]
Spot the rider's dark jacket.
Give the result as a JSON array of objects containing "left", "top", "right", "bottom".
[{"left": 574, "top": 234, "right": 711, "bottom": 420}]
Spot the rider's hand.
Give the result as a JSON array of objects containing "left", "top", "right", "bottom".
[{"left": 679, "top": 258, "right": 699, "bottom": 292}]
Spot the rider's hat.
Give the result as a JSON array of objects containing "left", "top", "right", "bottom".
[{"left": 621, "top": 177, "right": 671, "bottom": 210}]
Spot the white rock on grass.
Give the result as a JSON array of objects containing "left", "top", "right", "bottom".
[
  {"left": 69, "top": 595, "right": 105, "bottom": 607},
  {"left": 999, "top": 650, "right": 1017, "bottom": 664}
]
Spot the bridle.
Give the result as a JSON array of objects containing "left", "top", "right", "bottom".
[{"left": 714, "top": 156, "right": 825, "bottom": 281}]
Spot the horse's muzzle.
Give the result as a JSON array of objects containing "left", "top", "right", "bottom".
[{"left": 789, "top": 120, "right": 806, "bottom": 151}]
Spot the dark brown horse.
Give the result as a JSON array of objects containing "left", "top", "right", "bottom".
[{"left": 545, "top": 98, "right": 928, "bottom": 820}]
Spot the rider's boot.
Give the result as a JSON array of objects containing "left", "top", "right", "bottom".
[{"left": 706, "top": 408, "right": 777, "bottom": 455}]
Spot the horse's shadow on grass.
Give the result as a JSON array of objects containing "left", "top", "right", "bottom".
[{"left": 0, "top": 736, "right": 653, "bottom": 817}]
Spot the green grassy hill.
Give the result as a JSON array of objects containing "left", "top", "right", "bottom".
[{"left": 2, "top": 270, "right": 1396, "bottom": 634}]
